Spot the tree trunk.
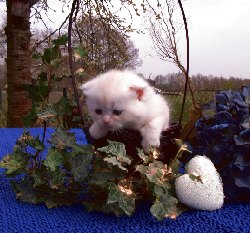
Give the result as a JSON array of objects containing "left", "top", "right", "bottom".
[{"left": 5, "top": 0, "right": 32, "bottom": 127}]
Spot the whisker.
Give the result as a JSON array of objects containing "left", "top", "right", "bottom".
[{"left": 120, "top": 128, "right": 138, "bottom": 141}]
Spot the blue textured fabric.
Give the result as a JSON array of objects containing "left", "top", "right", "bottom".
[{"left": 0, "top": 128, "right": 250, "bottom": 233}]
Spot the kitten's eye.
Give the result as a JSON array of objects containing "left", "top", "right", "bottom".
[
  {"left": 113, "top": 110, "right": 122, "bottom": 116},
  {"left": 95, "top": 109, "right": 102, "bottom": 115}
]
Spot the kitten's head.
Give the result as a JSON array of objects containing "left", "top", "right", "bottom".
[{"left": 80, "top": 70, "right": 148, "bottom": 131}]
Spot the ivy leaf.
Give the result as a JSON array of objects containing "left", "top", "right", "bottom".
[
  {"left": 22, "top": 84, "right": 50, "bottom": 103},
  {"left": 23, "top": 104, "right": 37, "bottom": 127},
  {"left": 43, "top": 148, "right": 64, "bottom": 171},
  {"left": 104, "top": 156, "right": 128, "bottom": 171},
  {"left": 90, "top": 156, "right": 127, "bottom": 185},
  {"left": 137, "top": 148, "right": 150, "bottom": 164},
  {"left": 52, "top": 34, "right": 68, "bottom": 46},
  {"left": 101, "top": 203, "right": 125, "bottom": 216},
  {"left": 42, "top": 47, "right": 60, "bottom": 64},
  {"left": 49, "top": 128, "right": 76, "bottom": 149},
  {"left": 54, "top": 96, "right": 73, "bottom": 117},
  {"left": 49, "top": 169, "right": 65, "bottom": 189},
  {"left": 0, "top": 142, "right": 31, "bottom": 175},
  {"left": 32, "top": 168, "right": 45, "bottom": 187},
  {"left": 12, "top": 178, "right": 41, "bottom": 204},
  {"left": 90, "top": 172, "right": 118, "bottom": 185},
  {"left": 0, "top": 156, "right": 27, "bottom": 175},
  {"left": 107, "top": 182, "right": 135, "bottom": 216},
  {"left": 11, "top": 145, "right": 30, "bottom": 162},
  {"left": 16, "top": 133, "right": 45, "bottom": 152},
  {"left": 67, "top": 144, "right": 94, "bottom": 182},
  {"left": 98, "top": 140, "right": 131, "bottom": 166},
  {"left": 51, "top": 74, "right": 66, "bottom": 83},
  {"left": 98, "top": 140, "right": 126, "bottom": 156},
  {"left": 37, "top": 105, "right": 57, "bottom": 123},
  {"left": 150, "top": 194, "right": 180, "bottom": 220},
  {"left": 38, "top": 72, "right": 48, "bottom": 86},
  {"left": 136, "top": 161, "right": 168, "bottom": 184},
  {"left": 189, "top": 174, "right": 203, "bottom": 183},
  {"left": 27, "top": 135, "right": 45, "bottom": 151}
]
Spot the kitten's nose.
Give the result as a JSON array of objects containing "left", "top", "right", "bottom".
[{"left": 103, "top": 116, "right": 112, "bottom": 125}]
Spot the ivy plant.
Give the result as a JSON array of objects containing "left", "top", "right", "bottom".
[
  {"left": 1, "top": 132, "right": 188, "bottom": 220},
  {"left": 0, "top": 34, "right": 189, "bottom": 220}
]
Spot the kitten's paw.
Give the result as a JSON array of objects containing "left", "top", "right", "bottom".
[
  {"left": 89, "top": 124, "right": 107, "bottom": 139},
  {"left": 142, "top": 137, "right": 160, "bottom": 154}
]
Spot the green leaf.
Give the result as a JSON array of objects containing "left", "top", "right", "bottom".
[
  {"left": 51, "top": 74, "right": 66, "bottom": 83},
  {"left": 11, "top": 145, "right": 30, "bottom": 162},
  {"left": 38, "top": 72, "right": 48, "bottom": 86},
  {"left": 150, "top": 194, "right": 180, "bottom": 220},
  {"left": 0, "top": 157, "right": 27, "bottom": 175},
  {"left": 153, "top": 185, "right": 164, "bottom": 196},
  {"left": 49, "top": 169, "right": 65, "bottom": 189},
  {"left": 136, "top": 161, "right": 166, "bottom": 184},
  {"left": 90, "top": 172, "right": 117, "bottom": 185},
  {"left": 137, "top": 148, "right": 150, "bottom": 163},
  {"left": 3, "top": 144, "right": 31, "bottom": 175},
  {"left": 170, "top": 159, "right": 181, "bottom": 175},
  {"left": 52, "top": 34, "right": 68, "bottom": 46},
  {"left": 42, "top": 47, "right": 60, "bottom": 64},
  {"left": 107, "top": 183, "right": 135, "bottom": 216},
  {"left": 29, "top": 135, "right": 45, "bottom": 151},
  {"left": 150, "top": 199, "right": 166, "bottom": 221},
  {"left": 12, "top": 178, "right": 41, "bottom": 204},
  {"left": 37, "top": 105, "right": 57, "bottom": 123},
  {"left": 54, "top": 96, "right": 73, "bottom": 117},
  {"left": 17, "top": 132, "right": 45, "bottom": 151},
  {"left": 32, "top": 168, "right": 45, "bottom": 187},
  {"left": 98, "top": 140, "right": 131, "bottom": 166},
  {"left": 67, "top": 144, "right": 94, "bottom": 182},
  {"left": 101, "top": 203, "right": 125, "bottom": 216},
  {"left": 104, "top": 156, "right": 128, "bottom": 171},
  {"left": 49, "top": 128, "right": 76, "bottom": 149},
  {"left": 22, "top": 84, "right": 50, "bottom": 103},
  {"left": 23, "top": 104, "right": 37, "bottom": 127},
  {"left": 43, "top": 148, "right": 64, "bottom": 171},
  {"left": 74, "top": 44, "right": 88, "bottom": 58},
  {"left": 189, "top": 174, "right": 203, "bottom": 183}
]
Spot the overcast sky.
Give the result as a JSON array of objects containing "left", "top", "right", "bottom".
[
  {"left": 133, "top": 0, "right": 250, "bottom": 79},
  {"left": 1, "top": 0, "right": 250, "bottom": 79}
]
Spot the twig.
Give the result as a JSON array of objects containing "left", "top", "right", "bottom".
[
  {"left": 32, "top": 13, "right": 70, "bottom": 52},
  {"left": 68, "top": 0, "right": 86, "bottom": 129},
  {"left": 177, "top": 0, "right": 189, "bottom": 127}
]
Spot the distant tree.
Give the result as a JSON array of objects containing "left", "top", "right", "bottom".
[{"left": 73, "top": 14, "right": 142, "bottom": 77}]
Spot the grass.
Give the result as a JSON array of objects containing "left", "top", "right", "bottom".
[
  {"left": 0, "top": 90, "right": 216, "bottom": 128},
  {"left": 165, "top": 91, "right": 215, "bottom": 125}
]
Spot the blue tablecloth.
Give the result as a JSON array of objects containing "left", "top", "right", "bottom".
[{"left": 0, "top": 128, "right": 249, "bottom": 233}]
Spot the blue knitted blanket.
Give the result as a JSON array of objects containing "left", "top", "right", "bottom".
[{"left": 0, "top": 128, "right": 249, "bottom": 233}]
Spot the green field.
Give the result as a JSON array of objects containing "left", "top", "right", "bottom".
[
  {"left": 0, "top": 90, "right": 216, "bottom": 128},
  {"left": 165, "top": 91, "right": 215, "bottom": 125}
]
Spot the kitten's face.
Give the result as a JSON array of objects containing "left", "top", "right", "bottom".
[
  {"left": 81, "top": 70, "right": 147, "bottom": 132},
  {"left": 86, "top": 96, "right": 133, "bottom": 131}
]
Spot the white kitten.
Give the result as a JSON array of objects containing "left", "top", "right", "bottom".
[{"left": 80, "top": 70, "right": 169, "bottom": 153}]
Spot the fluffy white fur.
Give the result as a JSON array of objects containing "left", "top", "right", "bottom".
[{"left": 80, "top": 70, "right": 169, "bottom": 152}]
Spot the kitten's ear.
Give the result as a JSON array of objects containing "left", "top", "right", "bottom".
[
  {"left": 80, "top": 80, "right": 94, "bottom": 96},
  {"left": 129, "top": 86, "right": 145, "bottom": 101}
]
